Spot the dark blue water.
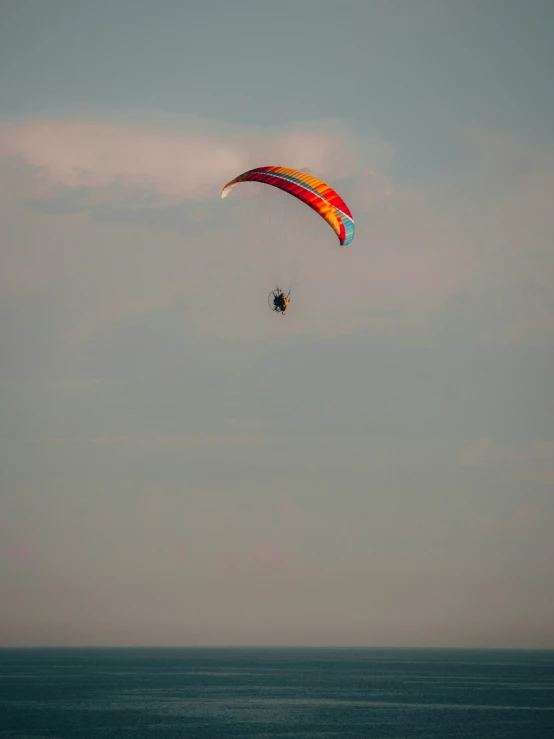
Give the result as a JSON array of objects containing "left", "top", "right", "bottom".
[{"left": 1, "top": 648, "right": 553, "bottom": 738}]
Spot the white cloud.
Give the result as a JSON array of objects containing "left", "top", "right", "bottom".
[
  {"left": 1, "top": 118, "right": 553, "bottom": 345},
  {"left": 0, "top": 118, "right": 390, "bottom": 204}
]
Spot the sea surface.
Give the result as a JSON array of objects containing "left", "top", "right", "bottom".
[{"left": 1, "top": 648, "right": 553, "bottom": 738}]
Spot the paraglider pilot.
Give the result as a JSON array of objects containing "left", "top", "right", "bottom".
[{"left": 274, "top": 291, "right": 289, "bottom": 315}]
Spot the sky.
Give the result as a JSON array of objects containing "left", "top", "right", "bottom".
[{"left": 1, "top": 0, "right": 553, "bottom": 648}]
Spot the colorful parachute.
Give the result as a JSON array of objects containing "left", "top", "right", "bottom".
[{"left": 221, "top": 166, "right": 355, "bottom": 246}]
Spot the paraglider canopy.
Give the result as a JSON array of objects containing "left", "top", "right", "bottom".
[{"left": 221, "top": 165, "right": 355, "bottom": 246}]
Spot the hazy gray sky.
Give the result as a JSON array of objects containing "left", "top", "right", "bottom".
[{"left": 1, "top": 0, "right": 553, "bottom": 648}]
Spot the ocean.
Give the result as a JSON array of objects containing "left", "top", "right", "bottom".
[{"left": 1, "top": 648, "right": 553, "bottom": 738}]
